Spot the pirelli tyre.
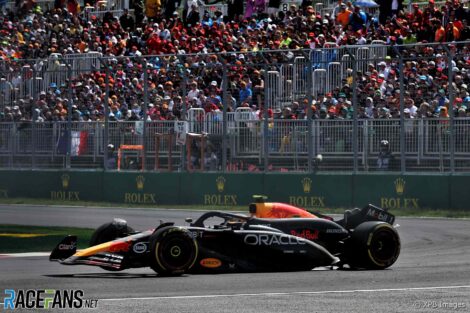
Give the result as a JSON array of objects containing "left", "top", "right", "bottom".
[
  {"left": 149, "top": 227, "right": 198, "bottom": 276},
  {"left": 348, "top": 221, "right": 400, "bottom": 270},
  {"left": 89, "top": 219, "right": 135, "bottom": 271}
]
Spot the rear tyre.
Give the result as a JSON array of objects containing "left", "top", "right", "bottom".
[
  {"left": 149, "top": 227, "right": 198, "bottom": 276},
  {"left": 348, "top": 222, "right": 400, "bottom": 270},
  {"left": 89, "top": 219, "right": 135, "bottom": 271}
]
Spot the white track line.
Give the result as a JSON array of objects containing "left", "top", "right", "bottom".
[{"left": 100, "top": 285, "right": 470, "bottom": 302}]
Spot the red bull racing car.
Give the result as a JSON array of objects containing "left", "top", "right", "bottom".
[{"left": 50, "top": 198, "right": 400, "bottom": 275}]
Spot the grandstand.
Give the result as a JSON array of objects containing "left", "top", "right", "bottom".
[{"left": 0, "top": 0, "right": 469, "bottom": 172}]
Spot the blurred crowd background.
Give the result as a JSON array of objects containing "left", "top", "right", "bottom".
[{"left": 0, "top": 0, "right": 468, "bottom": 123}]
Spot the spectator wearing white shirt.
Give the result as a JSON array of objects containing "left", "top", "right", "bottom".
[
  {"left": 365, "top": 97, "right": 375, "bottom": 118},
  {"left": 187, "top": 81, "right": 200, "bottom": 101}
]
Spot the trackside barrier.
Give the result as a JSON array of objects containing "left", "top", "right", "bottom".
[
  {"left": 2, "top": 118, "right": 470, "bottom": 171},
  {"left": 1, "top": 170, "right": 469, "bottom": 210}
]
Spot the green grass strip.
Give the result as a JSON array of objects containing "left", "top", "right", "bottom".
[{"left": 0, "top": 224, "right": 94, "bottom": 253}]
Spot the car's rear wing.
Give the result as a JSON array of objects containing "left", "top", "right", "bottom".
[
  {"left": 49, "top": 235, "right": 77, "bottom": 261},
  {"left": 339, "top": 204, "right": 396, "bottom": 230}
]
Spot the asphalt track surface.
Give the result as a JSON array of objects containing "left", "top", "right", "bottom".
[{"left": 1, "top": 205, "right": 470, "bottom": 313}]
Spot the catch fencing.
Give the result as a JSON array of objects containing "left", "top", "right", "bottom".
[
  {"left": 1, "top": 118, "right": 470, "bottom": 172},
  {"left": 0, "top": 41, "right": 469, "bottom": 172}
]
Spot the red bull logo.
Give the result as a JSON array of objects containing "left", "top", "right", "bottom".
[{"left": 290, "top": 229, "right": 319, "bottom": 241}]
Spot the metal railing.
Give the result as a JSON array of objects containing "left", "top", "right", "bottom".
[{"left": 1, "top": 118, "right": 470, "bottom": 172}]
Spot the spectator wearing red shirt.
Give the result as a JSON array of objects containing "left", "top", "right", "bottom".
[
  {"left": 411, "top": 4, "right": 424, "bottom": 23},
  {"left": 146, "top": 31, "right": 163, "bottom": 53}
]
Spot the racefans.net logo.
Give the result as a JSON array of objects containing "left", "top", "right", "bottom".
[{"left": 3, "top": 289, "right": 98, "bottom": 310}]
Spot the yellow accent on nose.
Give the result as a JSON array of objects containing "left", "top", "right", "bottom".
[{"left": 74, "top": 242, "right": 112, "bottom": 257}]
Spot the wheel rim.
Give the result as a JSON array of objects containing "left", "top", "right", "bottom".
[
  {"left": 170, "top": 245, "right": 181, "bottom": 257},
  {"left": 158, "top": 234, "right": 195, "bottom": 270}
]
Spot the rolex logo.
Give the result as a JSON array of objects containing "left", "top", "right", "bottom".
[
  {"left": 301, "top": 177, "right": 312, "bottom": 194},
  {"left": 394, "top": 178, "right": 405, "bottom": 195},
  {"left": 61, "top": 174, "right": 70, "bottom": 189},
  {"left": 216, "top": 176, "right": 226, "bottom": 193},
  {"left": 136, "top": 175, "right": 145, "bottom": 190}
]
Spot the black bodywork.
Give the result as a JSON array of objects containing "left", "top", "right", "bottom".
[{"left": 50, "top": 204, "right": 400, "bottom": 274}]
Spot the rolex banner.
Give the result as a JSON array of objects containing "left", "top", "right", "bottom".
[{"left": 0, "top": 170, "right": 468, "bottom": 210}]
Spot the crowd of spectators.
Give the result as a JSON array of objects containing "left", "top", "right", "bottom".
[{"left": 0, "top": 0, "right": 469, "bottom": 123}]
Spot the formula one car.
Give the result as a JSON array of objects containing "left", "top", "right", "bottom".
[{"left": 50, "top": 201, "right": 400, "bottom": 275}]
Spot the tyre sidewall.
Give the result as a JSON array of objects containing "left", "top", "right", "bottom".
[
  {"left": 149, "top": 227, "right": 198, "bottom": 276},
  {"left": 348, "top": 221, "right": 400, "bottom": 270}
]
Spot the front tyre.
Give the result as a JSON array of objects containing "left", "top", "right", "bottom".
[
  {"left": 89, "top": 219, "right": 135, "bottom": 246},
  {"left": 348, "top": 222, "right": 400, "bottom": 270},
  {"left": 149, "top": 227, "right": 198, "bottom": 276}
]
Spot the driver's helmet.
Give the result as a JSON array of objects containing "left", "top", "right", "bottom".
[{"left": 380, "top": 140, "right": 389, "bottom": 148}]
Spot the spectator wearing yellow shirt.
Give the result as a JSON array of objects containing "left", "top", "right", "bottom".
[
  {"left": 403, "top": 29, "right": 417, "bottom": 44},
  {"left": 279, "top": 32, "right": 292, "bottom": 48},
  {"left": 145, "top": 0, "right": 161, "bottom": 22}
]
